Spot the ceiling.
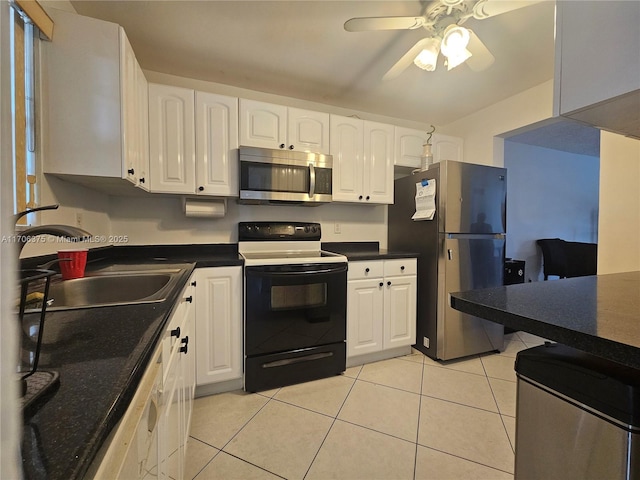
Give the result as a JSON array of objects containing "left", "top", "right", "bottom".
[{"left": 69, "top": 0, "right": 557, "bottom": 127}]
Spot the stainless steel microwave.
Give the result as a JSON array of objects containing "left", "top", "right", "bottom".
[{"left": 239, "top": 146, "right": 332, "bottom": 204}]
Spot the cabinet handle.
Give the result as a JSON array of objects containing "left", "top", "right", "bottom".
[
  {"left": 280, "top": 143, "right": 286, "bottom": 149},
  {"left": 180, "top": 336, "right": 189, "bottom": 354},
  {"left": 366, "top": 196, "right": 370, "bottom": 201},
  {"left": 288, "top": 144, "right": 294, "bottom": 150},
  {"left": 171, "top": 326, "right": 180, "bottom": 338},
  {"left": 185, "top": 296, "right": 193, "bottom": 303},
  {"left": 198, "top": 186, "right": 204, "bottom": 192},
  {"left": 127, "top": 168, "right": 135, "bottom": 175},
  {"left": 358, "top": 195, "right": 363, "bottom": 200},
  {"left": 139, "top": 177, "right": 145, "bottom": 184},
  {"left": 387, "top": 281, "right": 391, "bottom": 286},
  {"left": 191, "top": 281, "right": 197, "bottom": 287},
  {"left": 379, "top": 282, "right": 383, "bottom": 287},
  {"left": 365, "top": 268, "right": 370, "bottom": 273},
  {"left": 401, "top": 265, "right": 405, "bottom": 271}
]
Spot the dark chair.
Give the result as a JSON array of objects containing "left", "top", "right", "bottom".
[{"left": 536, "top": 238, "right": 597, "bottom": 280}]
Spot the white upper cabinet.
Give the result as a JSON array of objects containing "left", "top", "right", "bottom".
[
  {"left": 239, "top": 99, "right": 329, "bottom": 153},
  {"left": 148, "top": 84, "right": 196, "bottom": 194},
  {"left": 287, "top": 107, "right": 330, "bottom": 153},
  {"left": 43, "top": 9, "right": 148, "bottom": 185},
  {"left": 431, "top": 133, "right": 463, "bottom": 163},
  {"left": 554, "top": 1, "right": 640, "bottom": 139},
  {"left": 364, "top": 121, "right": 394, "bottom": 204},
  {"left": 394, "top": 127, "right": 429, "bottom": 169},
  {"left": 330, "top": 115, "right": 394, "bottom": 204},
  {"left": 195, "top": 92, "right": 239, "bottom": 196},
  {"left": 149, "top": 84, "right": 239, "bottom": 196},
  {"left": 330, "top": 115, "right": 364, "bottom": 201},
  {"left": 239, "top": 99, "right": 287, "bottom": 149},
  {"left": 121, "top": 35, "right": 150, "bottom": 190}
]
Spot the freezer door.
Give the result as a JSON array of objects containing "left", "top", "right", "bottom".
[
  {"left": 437, "top": 234, "right": 505, "bottom": 360},
  {"left": 441, "top": 161, "right": 506, "bottom": 234}
]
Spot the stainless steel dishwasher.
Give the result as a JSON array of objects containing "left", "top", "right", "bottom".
[{"left": 515, "top": 343, "right": 640, "bottom": 480}]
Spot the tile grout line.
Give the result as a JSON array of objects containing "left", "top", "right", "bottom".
[
  {"left": 190, "top": 390, "right": 279, "bottom": 480},
  {"left": 301, "top": 370, "right": 361, "bottom": 480},
  {"left": 482, "top": 352, "right": 517, "bottom": 456}
]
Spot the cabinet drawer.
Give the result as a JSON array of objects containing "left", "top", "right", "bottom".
[
  {"left": 383, "top": 258, "right": 417, "bottom": 277},
  {"left": 348, "top": 261, "right": 384, "bottom": 280}
]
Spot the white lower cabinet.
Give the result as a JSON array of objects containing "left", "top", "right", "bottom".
[
  {"left": 194, "top": 266, "right": 243, "bottom": 386},
  {"left": 90, "top": 275, "right": 196, "bottom": 480},
  {"left": 347, "top": 259, "right": 417, "bottom": 358},
  {"left": 158, "top": 276, "right": 196, "bottom": 480}
]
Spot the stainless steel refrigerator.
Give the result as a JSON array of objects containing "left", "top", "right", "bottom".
[{"left": 388, "top": 160, "right": 506, "bottom": 361}]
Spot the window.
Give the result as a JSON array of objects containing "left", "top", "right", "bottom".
[{"left": 9, "top": 1, "right": 52, "bottom": 225}]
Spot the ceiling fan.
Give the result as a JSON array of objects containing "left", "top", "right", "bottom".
[{"left": 344, "top": 0, "right": 541, "bottom": 79}]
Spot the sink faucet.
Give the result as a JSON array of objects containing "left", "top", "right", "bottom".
[{"left": 15, "top": 204, "right": 92, "bottom": 255}]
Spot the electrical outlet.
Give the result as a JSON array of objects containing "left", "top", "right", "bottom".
[
  {"left": 423, "top": 337, "right": 430, "bottom": 348},
  {"left": 75, "top": 212, "right": 83, "bottom": 228},
  {"left": 334, "top": 223, "right": 341, "bottom": 234}
]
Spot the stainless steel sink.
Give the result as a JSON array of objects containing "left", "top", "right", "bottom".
[{"left": 42, "top": 267, "right": 186, "bottom": 311}]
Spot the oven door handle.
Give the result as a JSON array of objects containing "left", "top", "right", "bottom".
[
  {"left": 247, "top": 264, "right": 347, "bottom": 276},
  {"left": 308, "top": 163, "right": 316, "bottom": 198}
]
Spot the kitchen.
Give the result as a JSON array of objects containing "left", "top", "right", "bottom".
[{"left": 2, "top": 1, "right": 640, "bottom": 479}]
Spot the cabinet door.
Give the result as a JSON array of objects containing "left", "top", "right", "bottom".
[
  {"left": 394, "top": 127, "right": 429, "bottom": 168},
  {"left": 195, "top": 92, "right": 239, "bottom": 196},
  {"left": 431, "top": 133, "right": 463, "bottom": 162},
  {"left": 135, "top": 61, "right": 150, "bottom": 191},
  {"left": 287, "top": 107, "right": 330, "bottom": 154},
  {"left": 239, "top": 99, "right": 286, "bottom": 149},
  {"left": 330, "top": 115, "right": 364, "bottom": 202},
  {"left": 364, "top": 121, "right": 394, "bottom": 204},
  {"left": 120, "top": 30, "right": 139, "bottom": 185},
  {"left": 149, "top": 84, "right": 196, "bottom": 194},
  {"left": 383, "top": 275, "right": 417, "bottom": 350},
  {"left": 180, "top": 289, "right": 195, "bottom": 456},
  {"left": 194, "top": 267, "right": 243, "bottom": 385},
  {"left": 158, "top": 346, "right": 183, "bottom": 480},
  {"left": 43, "top": 9, "right": 123, "bottom": 178},
  {"left": 347, "top": 277, "right": 384, "bottom": 357}
]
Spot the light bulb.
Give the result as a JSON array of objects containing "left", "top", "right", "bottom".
[{"left": 413, "top": 37, "right": 441, "bottom": 72}]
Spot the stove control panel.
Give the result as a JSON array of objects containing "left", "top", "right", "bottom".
[{"left": 238, "top": 222, "right": 321, "bottom": 241}]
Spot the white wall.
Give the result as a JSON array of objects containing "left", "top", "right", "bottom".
[
  {"left": 441, "top": 80, "right": 554, "bottom": 167},
  {"left": 597, "top": 131, "right": 640, "bottom": 274},
  {"left": 505, "top": 141, "right": 599, "bottom": 281},
  {"left": 109, "top": 195, "right": 388, "bottom": 246}
]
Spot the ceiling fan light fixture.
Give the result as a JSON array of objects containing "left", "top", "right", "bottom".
[
  {"left": 441, "top": 24, "right": 470, "bottom": 55},
  {"left": 445, "top": 48, "right": 472, "bottom": 70},
  {"left": 441, "top": 24, "right": 472, "bottom": 70},
  {"left": 413, "top": 37, "right": 441, "bottom": 71}
]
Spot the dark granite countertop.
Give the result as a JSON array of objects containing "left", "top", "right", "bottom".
[
  {"left": 322, "top": 242, "right": 419, "bottom": 261},
  {"left": 450, "top": 271, "right": 640, "bottom": 369},
  {"left": 19, "top": 244, "right": 242, "bottom": 480}
]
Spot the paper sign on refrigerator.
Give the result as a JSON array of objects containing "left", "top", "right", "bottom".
[{"left": 412, "top": 179, "right": 436, "bottom": 221}]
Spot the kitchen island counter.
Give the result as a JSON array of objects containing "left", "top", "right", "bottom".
[{"left": 450, "top": 271, "right": 640, "bottom": 369}]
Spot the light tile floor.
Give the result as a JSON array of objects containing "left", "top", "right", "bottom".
[{"left": 186, "top": 332, "right": 546, "bottom": 480}]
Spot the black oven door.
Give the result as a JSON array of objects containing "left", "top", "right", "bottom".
[{"left": 244, "top": 262, "right": 347, "bottom": 357}]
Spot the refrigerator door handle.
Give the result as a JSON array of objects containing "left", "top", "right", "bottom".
[{"left": 448, "top": 249, "right": 453, "bottom": 261}]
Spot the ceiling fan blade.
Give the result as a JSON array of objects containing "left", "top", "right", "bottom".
[
  {"left": 472, "top": 0, "right": 543, "bottom": 20},
  {"left": 344, "top": 16, "right": 427, "bottom": 32},
  {"left": 465, "top": 30, "right": 495, "bottom": 71},
  {"left": 383, "top": 38, "right": 432, "bottom": 81}
]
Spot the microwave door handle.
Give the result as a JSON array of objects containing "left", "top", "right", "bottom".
[{"left": 308, "top": 163, "right": 316, "bottom": 198}]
